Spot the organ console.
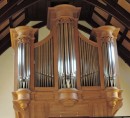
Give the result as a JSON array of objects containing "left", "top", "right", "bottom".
[{"left": 10, "top": 4, "right": 123, "bottom": 118}]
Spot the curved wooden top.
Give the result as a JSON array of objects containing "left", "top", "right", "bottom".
[
  {"left": 10, "top": 26, "right": 38, "bottom": 49},
  {"left": 91, "top": 25, "right": 120, "bottom": 39},
  {"left": 47, "top": 4, "right": 81, "bottom": 29}
]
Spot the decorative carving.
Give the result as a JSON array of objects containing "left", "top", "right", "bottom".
[
  {"left": 12, "top": 89, "right": 31, "bottom": 111},
  {"left": 105, "top": 87, "right": 123, "bottom": 108},
  {"left": 92, "top": 25, "right": 120, "bottom": 40},
  {"left": 10, "top": 26, "right": 38, "bottom": 49},
  {"left": 58, "top": 88, "right": 78, "bottom": 107},
  {"left": 17, "top": 100, "right": 30, "bottom": 110},
  {"left": 47, "top": 4, "right": 81, "bottom": 29},
  {"left": 56, "top": 16, "right": 76, "bottom": 29},
  {"left": 17, "top": 37, "right": 31, "bottom": 44}
]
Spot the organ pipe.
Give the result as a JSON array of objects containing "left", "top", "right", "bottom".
[
  {"left": 34, "top": 37, "right": 54, "bottom": 87},
  {"left": 10, "top": 26, "right": 37, "bottom": 89},
  {"left": 58, "top": 18, "right": 77, "bottom": 89},
  {"left": 18, "top": 43, "right": 30, "bottom": 88},
  {"left": 92, "top": 26, "right": 120, "bottom": 87},
  {"left": 79, "top": 37, "right": 100, "bottom": 87}
]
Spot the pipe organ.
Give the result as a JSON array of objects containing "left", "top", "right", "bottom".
[{"left": 10, "top": 5, "right": 123, "bottom": 118}]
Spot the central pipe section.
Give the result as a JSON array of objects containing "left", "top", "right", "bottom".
[{"left": 57, "top": 17, "right": 77, "bottom": 89}]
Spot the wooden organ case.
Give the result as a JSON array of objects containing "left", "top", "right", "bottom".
[{"left": 10, "top": 5, "right": 123, "bottom": 118}]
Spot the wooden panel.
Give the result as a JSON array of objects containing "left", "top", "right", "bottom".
[
  {"left": 94, "top": 7, "right": 108, "bottom": 19},
  {"left": 0, "top": 20, "right": 9, "bottom": 31},
  {"left": 122, "top": 39, "right": 130, "bottom": 51},
  {"left": 12, "top": 10, "right": 24, "bottom": 19},
  {"left": 127, "top": 30, "right": 130, "bottom": 38},
  {"left": 29, "top": 99, "right": 109, "bottom": 117},
  {"left": 34, "top": 92, "right": 54, "bottom": 100},
  {"left": 82, "top": 90, "right": 103, "bottom": 99},
  {"left": 92, "top": 13, "right": 105, "bottom": 26},
  {"left": 97, "top": 0, "right": 107, "bottom": 6},
  {"left": 110, "top": 17, "right": 125, "bottom": 33},
  {"left": 29, "top": 101, "right": 35, "bottom": 118},
  {"left": 118, "top": 0, "right": 130, "bottom": 13},
  {"left": 49, "top": 102, "right": 91, "bottom": 117},
  {"left": 13, "top": 14, "right": 25, "bottom": 27},
  {"left": 0, "top": 26, "right": 9, "bottom": 40},
  {"left": 34, "top": 102, "right": 45, "bottom": 118},
  {"left": 0, "top": 0, "right": 7, "bottom": 9},
  {"left": 92, "top": 102, "right": 107, "bottom": 117}
]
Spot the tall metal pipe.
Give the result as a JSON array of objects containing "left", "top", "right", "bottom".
[
  {"left": 58, "top": 18, "right": 76, "bottom": 89},
  {"left": 10, "top": 26, "right": 37, "bottom": 89},
  {"left": 93, "top": 26, "right": 120, "bottom": 87}
]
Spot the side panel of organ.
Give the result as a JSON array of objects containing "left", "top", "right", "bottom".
[{"left": 10, "top": 5, "right": 123, "bottom": 118}]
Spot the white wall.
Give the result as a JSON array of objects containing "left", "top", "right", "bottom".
[
  {"left": 0, "top": 48, "right": 15, "bottom": 118},
  {"left": 115, "top": 57, "right": 130, "bottom": 116},
  {"left": 0, "top": 22, "right": 130, "bottom": 118}
]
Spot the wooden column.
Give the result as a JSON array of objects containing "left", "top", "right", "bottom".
[
  {"left": 92, "top": 26, "right": 120, "bottom": 88},
  {"left": 10, "top": 26, "right": 37, "bottom": 118},
  {"left": 91, "top": 26, "right": 123, "bottom": 116}
]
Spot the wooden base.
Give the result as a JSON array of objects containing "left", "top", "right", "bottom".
[{"left": 12, "top": 87, "right": 123, "bottom": 118}]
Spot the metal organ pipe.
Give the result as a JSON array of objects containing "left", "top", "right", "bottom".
[
  {"left": 13, "top": 26, "right": 37, "bottom": 89},
  {"left": 34, "top": 37, "right": 54, "bottom": 87},
  {"left": 79, "top": 36, "right": 100, "bottom": 87},
  {"left": 17, "top": 42, "right": 31, "bottom": 89},
  {"left": 102, "top": 37, "right": 117, "bottom": 87},
  {"left": 93, "top": 26, "right": 120, "bottom": 87},
  {"left": 58, "top": 18, "right": 77, "bottom": 89}
]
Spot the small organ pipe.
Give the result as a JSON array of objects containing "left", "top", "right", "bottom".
[
  {"left": 34, "top": 36, "right": 54, "bottom": 87},
  {"left": 51, "top": 38, "right": 54, "bottom": 86},
  {"left": 79, "top": 36, "right": 100, "bottom": 86}
]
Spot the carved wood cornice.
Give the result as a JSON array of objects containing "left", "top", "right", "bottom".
[
  {"left": 91, "top": 25, "right": 120, "bottom": 41},
  {"left": 47, "top": 4, "right": 81, "bottom": 29},
  {"left": 10, "top": 26, "right": 38, "bottom": 49}
]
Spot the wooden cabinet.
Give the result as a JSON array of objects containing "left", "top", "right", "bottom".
[{"left": 10, "top": 4, "right": 123, "bottom": 118}]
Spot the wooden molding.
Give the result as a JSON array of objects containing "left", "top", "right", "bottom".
[
  {"left": 47, "top": 4, "right": 81, "bottom": 29},
  {"left": 105, "top": 87, "right": 123, "bottom": 107},
  {"left": 92, "top": 25, "right": 120, "bottom": 40},
  {"left": 12, "top": 89, "right": 31, "bottom": 118},
  {"left": 58, "top": 88, "right": 78, "bottom": 107},
  {"left": 105, "top": 87, "right": 123, "bottom": 115},
  {"left": 10, "top": 26, "right": 37, "bottom": 49}
]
